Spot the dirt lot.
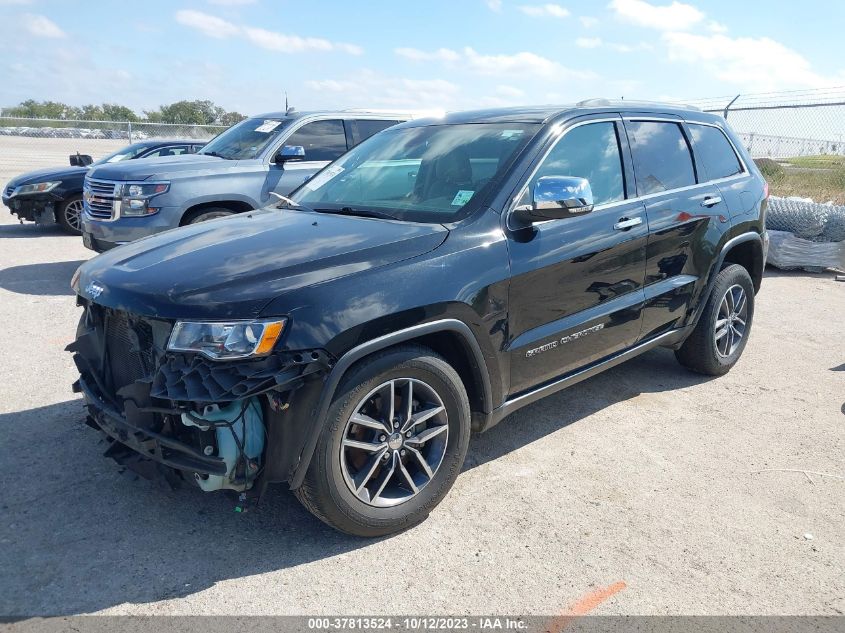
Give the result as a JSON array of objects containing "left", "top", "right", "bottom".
[
  {"left": 0, "top": 148, "right": 843, "bottom": 616},
  {"left": 0, "top": 136, "right": 126, "bottom": 180}
]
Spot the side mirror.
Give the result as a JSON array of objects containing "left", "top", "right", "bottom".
[
  {"left": 274, "top": 145, "right": 305, "bottom": 164},
  {"left": 70, "top": 153, "right": 93, "bottom": 167},
  {"left": 514, "top": 176, "right": 595, "bottom": 224}
]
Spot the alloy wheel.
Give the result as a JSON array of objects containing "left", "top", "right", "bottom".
[
  {"left": 340, "top": 378, "right": 448, "bottom": 507},
  {"left": 715, "top": 283, "right": 748, "bottom": 357},
  {"left": 65, "top": 199, "right": 84, "bottom": 231}
]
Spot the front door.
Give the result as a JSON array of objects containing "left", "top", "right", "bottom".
[
  {"left": 506, "top": 118, "right": 648, "bottom": 395},
  {"left": 268, "top": 119, "right": 349, "bottom": 196}
]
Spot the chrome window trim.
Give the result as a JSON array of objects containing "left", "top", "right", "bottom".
[{"left": 506, "top": 115, "right": 751, "bottom": 229}]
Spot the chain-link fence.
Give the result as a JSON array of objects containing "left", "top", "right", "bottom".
[
  {"left": 0, "top": 116, "right": 227, "bottom": 142},
  {"left": 686, "top": 89, "right": 845, "bottom": 205},
  {"left": 0, "top": 116, "right": 228, "bottom": 185}
]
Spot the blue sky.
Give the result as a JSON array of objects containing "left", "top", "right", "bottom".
[{"left": 1, "top": 0, "right": 843, "bottom": 116}]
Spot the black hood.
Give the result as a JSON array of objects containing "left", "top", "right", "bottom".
[
  {"left": 74, "top": 209, "right": 449, "bottom": 319},
  {"left": 6, "top": 165, "right": 87, "bottom": 189}
]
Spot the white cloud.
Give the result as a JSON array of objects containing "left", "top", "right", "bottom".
[
  {"left": 707, "top": 20, "right": 727, "bottom": 33},
  {"left": 576, "top": 37, "right": 602, "bottom": 48},
  {"left": 306, "top": 71, "right": 459, "bottom": 110},
  {"left": 663, "top": 32, "right": 837, "bottom": 90},
  {"left": 395, "top": 47, "right": 461, "bottom": 62},
  {"left": 519, "top": 3, "right": 570, "bottom": 18},
  {"left": 495, "top": 84, "right": 525, "bottom": 98},
  {"left": 397, "top": 45, "right": 593, "bottom": 79},
  {"left": 575, "top": 37, "right": 650, "bottom": 52},
  {"left": 175, "top": 10, "right": 362, "bottom": 55},
  {"left": 21, "top": 13, "right": 65, "bottom": 38},
  {"left": 609, "top": 0, "right": 703, "bottom": 31},
  {"left": 175, "top": 10, "right": 238, "bottom": 38},
  {"left": 486, "top": 0, "right": 503, "bottom": 11},
  {"left": 579, "top": 16, "right": 600, "bottom": 28}
]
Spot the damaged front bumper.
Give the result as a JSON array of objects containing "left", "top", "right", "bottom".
[
  {"left": 67, "top": 301, "right": 333, "bottom": 495},
  {"left": 4, "top": 192, "right": 62, "bottom": 224}
]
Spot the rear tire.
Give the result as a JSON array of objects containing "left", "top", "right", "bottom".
[
  {"left": 295, "top": 345, "right": 471, "bottom": 537},
  {"left": 57, "top": 195, "right": 84, "bottom": 235},
  {"left": 182, "top": 207, "right": 234, "bottom": 225},
  {"left": 675, "top": 264, "right": 755, "bottom": 376}
]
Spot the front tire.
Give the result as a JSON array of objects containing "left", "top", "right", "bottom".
[
  {"left": 675, "top": 264, "right": 755, "bottom": 376},
  {"left": 57, "top": 195, "right": 84, "bottom": 235},
  {"left": 295, "top": 345, "right": 470, "bottom": 537},
  {"left": 182, "top": 207, "right": 234, "bottom": 225}
]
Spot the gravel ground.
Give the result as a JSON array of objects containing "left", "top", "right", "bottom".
[{"left": 0, "top": 176, "right": 842, "bottom": 616}]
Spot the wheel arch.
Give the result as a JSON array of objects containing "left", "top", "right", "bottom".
[
  {"left": 720, "top": 233, "right": 764, "bottom": 293},
  {"left": 289, "top": 319, "right": 492, "bottom": 489},
  {"left": 179, "top": 199, "right": 255, "bottom": 225}
]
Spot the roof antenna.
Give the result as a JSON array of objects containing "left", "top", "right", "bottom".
[{"left": 285, "top": 91, "right": 296, "bottom": 115}]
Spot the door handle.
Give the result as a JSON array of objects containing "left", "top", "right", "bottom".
[
  {"left": 701, "top": 195, "right": 722, "bottom": 207},
  {"left": 613, "top": 216, "right": 643, "bottom": 231}
]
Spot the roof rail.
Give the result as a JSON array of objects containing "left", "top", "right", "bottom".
[{"left": 576, "top": 98, "right": 702, "bottom": 112}]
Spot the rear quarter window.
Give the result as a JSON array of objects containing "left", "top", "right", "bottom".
[
  {"left": 626, "top": 121, "right": 696, "bottom": 195},
  {"left": 688, "top": 123, "right": 743, "bottom": 181}
]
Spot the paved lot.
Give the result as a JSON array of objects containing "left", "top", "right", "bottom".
[{"left": 0, "top": 168, "right": 843, "bottom": 615}]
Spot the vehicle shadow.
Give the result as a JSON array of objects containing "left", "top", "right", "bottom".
[
  {"left": 464, "top": 347, "right": 713, "bottom": 471},
  {"left": 0, "top": 349, "right": 713, "bottom": 616},
  {"left": 0, "top": 260, "right": 85, "bottom": 296},
  {"left": 0, "top": 223, "right": 69, "bottom": 238}
]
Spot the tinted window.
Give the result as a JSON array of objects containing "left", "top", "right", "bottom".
[
  {"left": 286, "top": 120, "right": 348, "bottom": 161},
  {"left": 626, "top": 121, "right": 695, "bottom": 195},
  {"left": 353, "top": 120, "right": 402, "bottom": 145},
  {"left": 533, "top": 122, "right": 625, "bottom": 206},
  {"left": 688, "top": 123, "right": 743, "bottom": 181},
  {"left": 143, "top": 145, "right": 190, "bottom": 158}
]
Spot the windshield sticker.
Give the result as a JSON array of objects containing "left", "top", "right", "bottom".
[
  {"left": 501, "top": 129, "right": 525, "bottom": 139},
  {"left": 304, "top": 165, "right": 345, "bottom": 190},
  {"left": 254, "top": 120, "right": 281, "bottom": 133},
  {"left": 451, "top": 190, "right": 475, "bottom": 206}
]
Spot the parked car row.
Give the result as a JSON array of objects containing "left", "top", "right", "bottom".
[
  {"left": 9, "top": 100, "right": 770, "bottom": 536},
  {"left": 2, "top": 140, "right": 204, "bottom": 234},
  {"left": 0, "top": 126, "right": 133, "bottom": 139}
]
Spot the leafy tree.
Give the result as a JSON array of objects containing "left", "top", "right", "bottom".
[
  {"left": 102, "top": 103, "right": 138, "bottom": 122},
  {"left": 2, "top": 99, "right": 243, "bottom": 125}
]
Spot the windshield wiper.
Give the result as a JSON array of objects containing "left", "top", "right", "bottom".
[
  {"left": 201, "top": 151, "right": 232, "bottom": 160},
  {"left": 314, "top": 206, "right": 400, "bottom": 221},
  {"left": 269, "top": 192, "right": 316, "bottom": 213}
]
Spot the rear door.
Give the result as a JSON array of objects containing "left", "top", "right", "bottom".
[
  {"left": 271, "top": 119, "right": 349, "bottom": 195},
  {"left": 348, "top": 119, "right": 403, "bottom": 146},
  {"left": 506, "top": 116, "right": 648, "bottom": 395},
  {"left": 623, "top": 117, "right": 733, "bottom": 340}
]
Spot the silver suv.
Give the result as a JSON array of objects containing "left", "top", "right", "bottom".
[{"left": 80, "top": 111, "right": 410, "bottom": 252}]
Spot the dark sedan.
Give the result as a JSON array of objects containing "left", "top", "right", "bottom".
[{"left": 2, "top": 140, "right": 204, "bottom": 235}]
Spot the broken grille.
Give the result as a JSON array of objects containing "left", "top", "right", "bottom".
[{"left": 104, "top": 309, "right": 156, "bottom": 393}]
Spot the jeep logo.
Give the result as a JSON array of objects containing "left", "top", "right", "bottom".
[{"left": 85, "top": 280, "right": 104, "bottom": 299}]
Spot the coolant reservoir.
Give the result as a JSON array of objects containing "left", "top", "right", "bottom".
[{"left": 181, "top": 398, "right": 265, "bottom": 492}]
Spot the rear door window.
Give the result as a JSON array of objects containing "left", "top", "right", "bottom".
[
  {"left": 143, "top": 145, "right": 190, "bottom": 158},
  {"left": 688, "top": 123, "right": 743, "bottom": 181},
  {"left": 351, "top": 120, "right": 402, "bottom": 145},
  {"left": 626, "top": 121, "right": 696, "bottom": 195},
  {"left": 285, "top": 120, "right": 348, "bottom": 161}
]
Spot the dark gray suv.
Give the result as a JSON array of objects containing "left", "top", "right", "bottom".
[{"left": 80, "top": 111, "right": 410, "bottom": 251}]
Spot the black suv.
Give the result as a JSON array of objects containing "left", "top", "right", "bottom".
[{"left": 69, "top": 101, "right": 768, "bottom": 536}]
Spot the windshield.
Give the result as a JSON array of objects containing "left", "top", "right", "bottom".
[
  {"left": 293, "top": 122, "right": 540, "bottom": 223},
  {"left": 91, "top": 143, "right": 155, "bottom": 166},
  {"left": 199, "top": 117, "right": 291, "bottom": 160}
]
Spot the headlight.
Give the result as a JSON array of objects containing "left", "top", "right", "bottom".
[
  {"left": 168, "top": 319, "right": 287, "bottom": 360},
  {"left": 119, "top": 182, "right": 169, "bottom": 217},
  {"left": 14, "top": 181, "right": 61, "bottom": 195}
]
